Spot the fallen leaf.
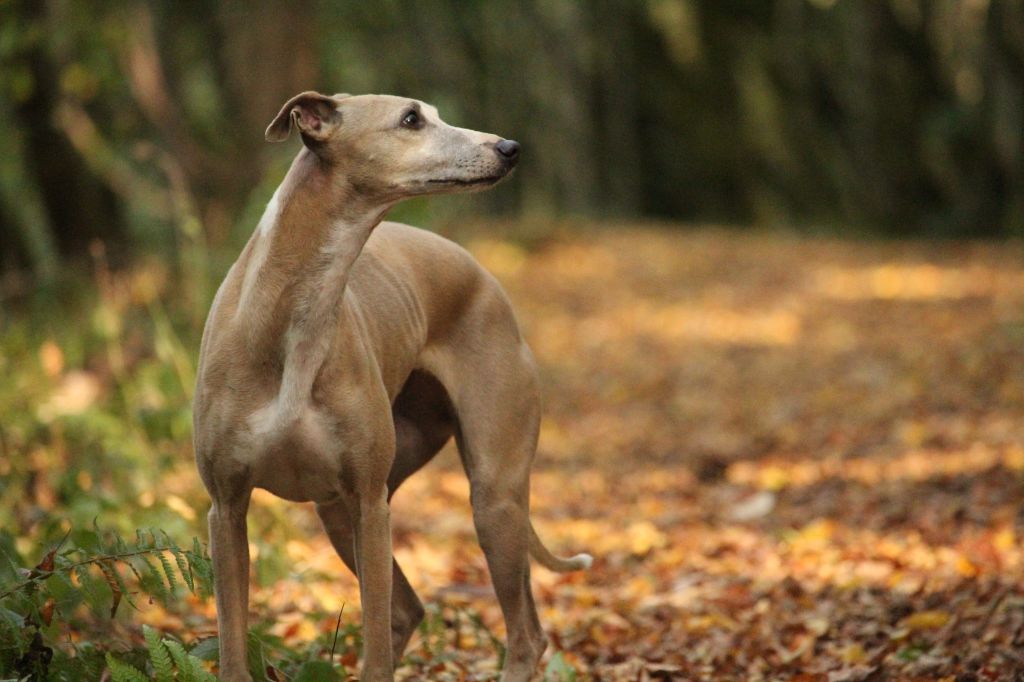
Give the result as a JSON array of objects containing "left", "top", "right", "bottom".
[
  {"left": 900, "top": 610, "right": 951, "bottom": 631},
  {"left": 727, "top": 490, "right": 776, "bottom": 522}
]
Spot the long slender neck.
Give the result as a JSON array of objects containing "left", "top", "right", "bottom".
[{"left": 236, "top": 149, "right": 386, "bottom": 407}]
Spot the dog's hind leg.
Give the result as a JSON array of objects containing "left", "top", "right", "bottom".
[
  {"left": 317, "top": 501, "right": 423, "bottom": 667},
  {"left": 449, "top": 346, "right": 548, "bottom": 682}
]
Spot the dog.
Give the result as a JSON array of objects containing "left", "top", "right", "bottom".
[{"left": 192, "top": 91, "right": 591, "bottom": 682}]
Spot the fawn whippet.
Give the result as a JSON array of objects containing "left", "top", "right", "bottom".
[{"left": 193, "top": 91, "right": 591, "bottom": 681}]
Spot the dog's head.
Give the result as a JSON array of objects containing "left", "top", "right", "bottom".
[{"left": 266, "top": 91, "right": 519, "bottom": 200}]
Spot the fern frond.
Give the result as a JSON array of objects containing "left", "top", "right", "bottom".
[
  {"left": 187, "top": 539, "right": 214, "bottom": 598},
  {"left": 136, "top": 555, "right": 167, "bottom": 602},
  {"left": 171, "top": 546, "right": 194, "bottom": 593},
  {"left": 157, "top": 551, "right": 179, "bottom": 596},
  {"left": 164, "top": 638, "right": 191, "bottom": 678},
  {"left": 105, "top": 652, "right": 149, "bottom": 682},
  {"left": 164, "top": 638, "right": 216, "bottom": 682},
  {"left": 97, "top": 559, "right": 134, "bottom": 617},
  {"left": 144, "top": 625, "right": 174, "bottom": 682}
]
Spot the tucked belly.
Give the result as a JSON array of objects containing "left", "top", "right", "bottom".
[{"left": 244, "top": 400, "right": 344, "bottom": 503}]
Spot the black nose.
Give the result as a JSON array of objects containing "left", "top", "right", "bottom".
[{"left": 495, "top": 139, "right": 520, "bottom": 161}]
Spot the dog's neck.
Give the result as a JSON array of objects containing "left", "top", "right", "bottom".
[{"left": 236, "top": 149, "right": 388, "bottom": 404}]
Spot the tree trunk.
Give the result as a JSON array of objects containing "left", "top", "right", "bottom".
[{"left": 12, "top": 1, "right": 127, "bottom": 265}]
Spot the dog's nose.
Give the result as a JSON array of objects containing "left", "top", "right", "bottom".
[{"left": 495, "top": 139, "right": 520, "bottom": 162}]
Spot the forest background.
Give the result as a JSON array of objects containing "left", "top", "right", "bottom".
[{"left": 2, "top": 1, "right": 1023, "bottom": 680}]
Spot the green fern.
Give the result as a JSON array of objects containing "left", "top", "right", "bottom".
[
  {"left": 157, "top": 551, "right": 180, "bottom": 596},
  {"left": 170, "top": 542, "right": 195, "bottom": 593},
  {"left": 105, "top": 652, "right": 149, "bottom": 682},
  {"left": 106, "top": 633, "right": 216, "bottom": 682},
  {"left": 0, "top": 525, "right": 215, "bottom": 680},
  {"left": 137, "top": 554, "right": 168, "bottom": 602},
  {"left": 164, "top": 638, "right": 217, "bottom": 682},
  {"left": 144, "top": 625, "right": 174, "bottom": 682}
]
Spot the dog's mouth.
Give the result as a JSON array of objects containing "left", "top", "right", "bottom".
[{"left": 426, "top": 174, "right": 506, "bottom": 187}]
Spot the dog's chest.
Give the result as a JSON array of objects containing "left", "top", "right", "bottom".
[{"left": 241, "top": 399, "right": 346, "bottom": 503}]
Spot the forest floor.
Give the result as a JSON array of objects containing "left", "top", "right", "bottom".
[{"left": 6, "top": 227, "right": 1024, "bottom": 680}]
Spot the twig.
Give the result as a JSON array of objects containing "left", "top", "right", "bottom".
[{"left": 330, "top": 603, "right": 346, "bottom": 663}]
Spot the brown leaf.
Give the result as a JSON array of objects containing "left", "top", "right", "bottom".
[
  {"left": 31, "top": 529, "right": 70, "bottom": 577},
  {"left": 33, "top": 549, "right": 56, "bottom": 576},
  {"left": 40, "top": 598, "right": 55, "bottom": 626},
  {"left": 97, "top": 560, "right": 123, "bottom": 619}
]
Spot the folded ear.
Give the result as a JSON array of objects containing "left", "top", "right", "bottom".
[{"left": 265, "top": 91, "right": 343, "bottom": 143}]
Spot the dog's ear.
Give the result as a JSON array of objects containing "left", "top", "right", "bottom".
[{"left": 265, "top": 91, "right": 343, "bottom": 143}]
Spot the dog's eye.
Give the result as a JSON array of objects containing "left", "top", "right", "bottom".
[{"left": 400, "top": 110, "right": 421, "bottom": 129}]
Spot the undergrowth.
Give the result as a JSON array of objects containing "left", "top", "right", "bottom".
[
  {"left": 0, "top": 527, "right": 365, "bottom": 681},
  {"left": 0, "top": 526, "right": 214, "bottom": 680}
]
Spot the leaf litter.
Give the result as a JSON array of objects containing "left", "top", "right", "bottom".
[
  {"left": 12, "top": 227, "right": 1024, "bottom": 680},
  {"left": 244, "top": 229, "right": 1024, "bottom": 680}
]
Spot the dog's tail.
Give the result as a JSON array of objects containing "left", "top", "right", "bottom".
[{"left": 528, "top": 522, "right": 593, "bottom": 572}]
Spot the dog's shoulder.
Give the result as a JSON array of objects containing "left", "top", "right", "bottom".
[
  {"left": 369, "top": 221, "right": 480, "bottom": 268},
  {"left": 371, "top": 220, "right": 461, "bottom": 249},
  {"left": 363, "top": 220, "right": 506, "bottom": 302}
]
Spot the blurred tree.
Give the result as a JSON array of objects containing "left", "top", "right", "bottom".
[
  {"left": 3, "top": 0, "right": 126, "bottom": 266},
  {"left": 1, "top": 0, "right": 1022, "bottom": 280},
  {"left": 116, "top": 0, "right": 318, "bottom": 244}
]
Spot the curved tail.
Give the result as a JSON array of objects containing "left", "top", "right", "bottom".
[{"left": 528, "top": 522, "right": 593, "bottom": 572}]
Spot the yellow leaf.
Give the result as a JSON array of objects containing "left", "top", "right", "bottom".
[
  {"left": 623, "top": 575, "right": 654, "bottom": 599},
  {"left": 900, "top": 610, "right": 951, "bottom": 630},
  {"left": 955, "top": 555, "right": 978, "bottom": 577},
  {"left": 806, "top": 617, "right": 829, "bottom": 636},
  {"left": 759, "top": 465, "right": 790, "bottom": 491},
  {"left": 899, "top": 421, "right": 927, "bottom": 448},
  {"left": 795, "top": 519, "right": 835, "bottom": 543},
  {"left": 841, "top": 643, "right": 866, "bottom": 664},
  {"left": 39, "top": 340, "right": 64, "bottom": 378},
  {"left": 626, "top": 521, "right": 667, "bottom": 555},
  {"left": 994, "top": 527, "right": 1015, "bottom": 552}
]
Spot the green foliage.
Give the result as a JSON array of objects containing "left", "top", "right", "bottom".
[
  {"left": 144, "top": 625, "right": 175, "bottom": 682},
  {"left": 293, "top": 659, "right": 343, "bottom": 681},
  {"left": 544, "top": 652, "right": 578, "bottom": 682},
  {"left": 163, "top": 639, "right": 217, "bottom": 682},
  {"left": 105, "top": 653, "right": 150, "bottom": 682},
  {"left": 243, "top": 624, "right": 351, "bottom": 682},
  {"left": 0, "top": 526, "right": 213, "bottom": 681},
  {"left": 105, "top": 631, "right": 217, "bottom": 682}
]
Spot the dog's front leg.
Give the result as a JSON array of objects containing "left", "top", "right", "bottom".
[
  {"left": 208, "top": 490, "right": 253, "bottom": 682},
  {"left": 348, "top": 483, "right": 394, "bottom": 680}
]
